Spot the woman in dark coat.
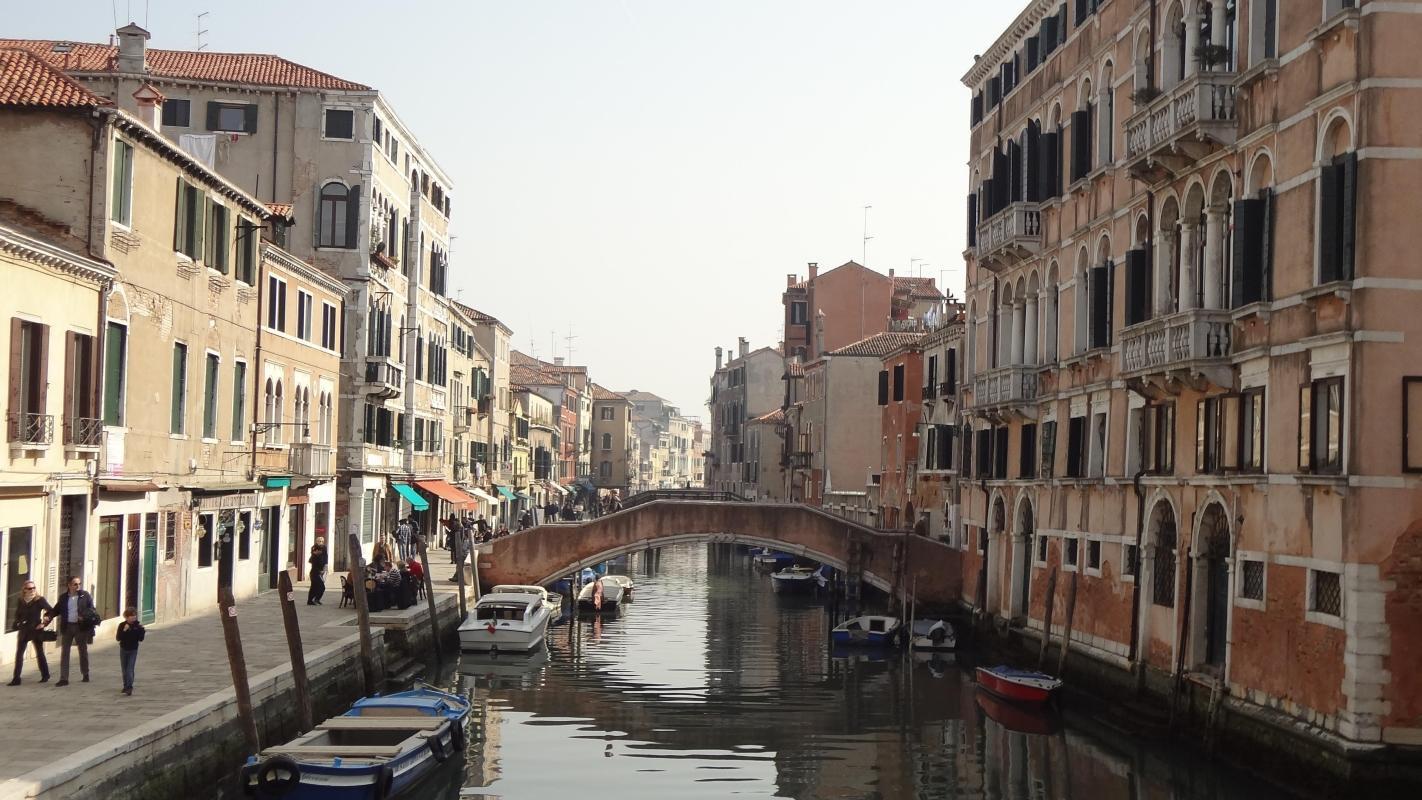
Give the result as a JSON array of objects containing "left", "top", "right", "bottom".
[
  {"left": 8, "top": 580, "right": 52, "bottom": 685},
  {"left": 307, "top": 538, "right": 329, "bottom": 605}
]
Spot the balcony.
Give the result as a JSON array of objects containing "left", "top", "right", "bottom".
[
  {"left": 1120, "top": 308, "right": 1233, "bottom": 393},
  {"left": 938, "top": 381, "right": 956, "bottom": 398},
  {"left": 362, "top": 356, "right": 403, "bottom": 398},
  {"left": 8, "top": 412, "right": 53, "bottom": 448},
  {"left": 975, "top": 202, "right": 1042, "bottom": 272},
  {"left": 1123, "top": 72, "right": 1238, "bottom": 180},
  {"left": 921, "top": 384, "right": 935, "bottom": 400},
  {"left": 452, "top": 405, "right": 471, "bottom": 433},
  {"left": 288, "top": 442, "right": 334, "bottom": 477},
  {"left": 968, "top": 364, "right": 1039, "bottom": 421},
  {"left": 789, "top": 451, "right": 812, "bottom": 469},
  {"left": 64, "top": 416, "right": 102, "bottom": 450}
]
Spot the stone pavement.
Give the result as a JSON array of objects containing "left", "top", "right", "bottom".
[{"left": 0, "top": 565, "right": 468, "bottom": 786}]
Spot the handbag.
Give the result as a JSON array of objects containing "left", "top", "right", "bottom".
[{"left": 39, "top": 629, "right": 58, "bottom": 643}]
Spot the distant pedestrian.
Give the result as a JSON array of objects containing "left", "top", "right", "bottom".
[
  {"left": 475, "top": 515, "right": 490, "bottom": 542},
  {"left": 394, "top": 518, "right": 413, "bottom": 562},
  {"left": 115, "top": 607, "right": 145, "bottom": 696},
  {"left": 518, "top": 510, "right": 533, "bottom": 531},
  {"left": 49, "top": 576, "right": 96, "bottom": 686},
  {"left": 8, "top": 579, "right": 51, "bottom": 685},
  {"left": 307, "top": 538, "right": 328, "bottom": 605}
]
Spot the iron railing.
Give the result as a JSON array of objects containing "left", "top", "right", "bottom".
[
  {"left": 8, "top": 411, "right": 53, "bottom": 445},
  {"left": 64, "top": 416, "right": 102, "bottom": 447}
]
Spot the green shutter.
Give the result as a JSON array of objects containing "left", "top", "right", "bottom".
[
  {"left": 103, "top": 322, "right": 126, "bottom": 426},
  {"left": 203, "top": 353, "right": 219, "bottom": 438},
  {"left": 173, "top": 178, "right": 186, "bottom": 252},
  {"left": 231, "top": 361, "right": 246, "bottom": 441},
  {"left": 192, "top": 189, "right": 206, "bottom": 262},
  {"left": 170, "top": 343, "right": 186, "bottom": 434}
]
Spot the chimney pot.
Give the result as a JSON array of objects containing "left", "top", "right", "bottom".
[
  {"left": 554, "top": 357, "right": 565, "bottom": 366},
  {"left": 888, "top": 268, "right": 895, "bottom": 278},
  {"left": 115, "top": 23, "right": 150, "bottom": 74},
  {"left": 715, "top": 346, "right": 723, "bottom": 370},
  {"left": 738, "top": 337, "right": 749, "bottom": 358},
  {"left": 808, "top": 262, "right": 818, "bottom": 282}
]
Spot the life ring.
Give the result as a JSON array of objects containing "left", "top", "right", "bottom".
[
  {"left": 428, "top": 731, "right": 451, "bottom": 763},
  {"left": 254, "top": 754, "right": 301, "bottom": 796},
  {"left": 373, "top": 764, "right": 394, "bottom": 800}
]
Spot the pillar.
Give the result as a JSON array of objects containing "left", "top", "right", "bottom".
[
  {"left": 1010, "top": 301, "right": 1026, "bottom": 365},
  {"left": 1178, "top": 222, "right": 1199, "bottom": 311},
  {"left": 1210, "top": 1, "right": 1228, "bottom": 50},
  {"left": 1024, "top": 293, "right": 1039, "bottom": 365},
  {"left": 1203, "top": 206, "right": 1226, "bottom": 310},
  {"left": 997, "top": 307, "right": 1010, "bottom": 367},
  {"left": 1184, "top": 12, "right": 1203, "bottom": 79},
  {"left": 1155, "top": 229, "right": 1177, "bottom": 314}
]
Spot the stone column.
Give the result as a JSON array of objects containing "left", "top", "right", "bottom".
[
  {"left": 1178, "top": 222, "right": 1199, "bottom": 311},
  {"left": 998, "top": 306, "right": 1011, "bottom": 367},
  {"left": 1011, "top": 301, "right": 1026, "bottom": 365},
  {"left": 1024, "top": 293, "right": 1039, "bottom": 365},
  {"left": 1210, "top": 1, "right": 1228, "bottom": 50},
  {"left": 1203, "top": 206, "right": 1226, "bottom": 310},
  {"left": 1155, "top": 229, "right": 1177, "bottom": 314},
  {"left": 1184, "top": 12, "right": 1203, "bottom": 79}
]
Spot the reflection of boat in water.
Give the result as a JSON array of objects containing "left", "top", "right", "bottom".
[
  {"left": 830, "top": 642, "right": 892, "bottom": 663},
  {"left": 600, "top": 574, "right": 634, "bottom": 600},
  {"left": 769, "top": 565, "right": 819, "bottom": 594},
  {"left": 458, "top": 646, "right": 550, "bottom": 687},
  {"left": 830, "top": 615, "right": 903, "bottom": 647},
  {"left": 576, "top": 578, "right": 625, "bottom": 612},
  {"left": 976, "top": 688, "right": 1063, "bottom": 736},
  {"left": 458, "top": 592, "right": 553, "bottom": 653},
  {"left": 913, "top": 650, "right": 955, "bottom": 677},
  {"left": 975, "top": 665, "right": 1063, "bottom": 705},
  {"left": 909, "top": 619, "right": 956, "bottom": 651}
]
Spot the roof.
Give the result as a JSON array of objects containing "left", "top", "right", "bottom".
[
  {"left": 0, "top": 47, "right": 110, "bottom": 108},
  {"left": 511, "top": 350, "right": 587, "bottom": 375},
  {"left": 784, "top": 360, "right": 805, "bottom": 378},
  {"left": 786, "top": 260, "right": 871, "bottom": 290},
  {"left": 748, "top": 408, "right": 786, "bottom": 425},
  {"left": 265, "top": 202, "right": 293, "bottom": 219},
  {"left": 453, "top": 301, "right": 511, "bottom": 334},
  {"left": 960, "top": 0, "right": 1055, "bottom": 87},
  {"left": 827, "top": 332, "right": 925, "bottom": 358},
  {"left": 893, "top": 276, "right": 943, "bottom": 299},
  {"left": 0, "top": 39, "right": 371, "bottom": 91},
  {"left": 509, "top": 364, "right": 561, "bottom": 387},
  {"left": 590, "top": 383, "right": 626, "bottom": 402},
  {"left": 621, "top": 390, "right": 669, "bottom": 404}
]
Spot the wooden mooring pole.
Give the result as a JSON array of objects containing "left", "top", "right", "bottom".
[
  {"left": 275, "top": 570, "right": 313, "bottom": 733},
  {"left": 217, "top": 586, "right": 260, "bottom": 755},
  {"left": 1037, "top": 566, "right": 1058, "bottom": 670},
  {"left": 455, "top": 534, "right": 470, "bottom": 615},
  {"left": 415, "top": 534, "right": 443, "bottom": 662},
  {"left": 346, "top": 532, "right": 380, "bottom": 695},
  {"left": 1056, "top": 569, "right": 1079, "bottom": 677}
]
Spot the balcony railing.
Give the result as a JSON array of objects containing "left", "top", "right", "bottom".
[
  {"left": 1123, "top": 72, "right": 1238, "bottom": 178},
  {"left": 452, "top": 405, "right": 471, "bottom": 433},
  {"left": 938, "top": 381, "right": 955, "bottom": 398},
  {"left": 64, "top": 416, "right": 102, "bottom": 448},
  {"left": 288, "top": 442, "right": 334, "bottom": 477},
  {"left": 921, "top": 384, "right": 935, "bottom": 400},
  {"left": 8, "top": 411, "right": 53, "bottom": 446},
  {"left": 975, "top": 202, "right": 1042, "bottom": 270},
  {"left": 362, "top": 356, "right": 403, "bottom": 398},
  {"left": 969, "top": 365, "right": 1038, "bottom": 412},
  {"left": 1120, "top": 308, "right": 1233, "bottom": 383}
]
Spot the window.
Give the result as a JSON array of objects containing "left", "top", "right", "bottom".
[
  {"left": 1153, "top": 527, "right": 1177, "bottom": 607},
  {"left": 789, "top": 301, "right": 808, "bottom": 325},
  {"left": 173, "top": 180, "right": 204, "bottom": 260},
  {"left": 202, "top": 352, "right": 219, "bottom": 439},
  {"left": 1020, "top": 423, "right": 1037, "bottom": 477},
  {"left": 8, "top": 319, "right": 48, "bottom": 444},
  {"left": 1088, "top": 411, "right": 1107, "bottom": 478},
  {"left": 170, "top": 343, "right": 188, "bottom": 434},
  {"left": 1240, "top": 388, "right": 1264, "bottom": 472},
  {"left": 1309, "top": 569, "right": 1341, "bottom": 617},
  {"left": 1089, "top": 261, "right": 1113, "bottom": 349},
  {"left": 320, "top": 303, "right": 338, "bottom": 351},
  {"left": 161, "top": 98, "right": 191, "bottom": 127},
  {"left": 267, "top": 275, "right": 287, "bottom": 332},
  {"left": 1317, "top": 152, "right": 1357, "bottom": 284},
  {"left": 231, "top": 361, "right": 247, "bottom": 441},
  {"left": 1040, "top": 419, "right": 1057, "bottom": 478},
  {"left": 296, "top": 291, "right": 313, "bottom": 341},
  {"left": 600, "top": 407, "right": 614, "bottom": 421},
  {"left": 600, "top": 460, "right": 612, "bottom": 478},
  {"left": 237, "top": 511, "right": 252, "bottom": 560},
  {"left": 110, "top": 140, "right": 134, "bottom": 226},
  {"left": 235, "top": 216, "right": 257, "bottom": 284},
  {"left": 207, "top": 101, "right": 255, "bottom": 133},
  {"left": 324, "top": 108, "right": 354, "bottom": 139},
  {"left": 162, "top": 511, "right": 177, "bottom": 562},
  {"left": 205, "top": 200, "right": 229, "bottom": 273},
  {"left": 1065, "top": 536, "right": 1079, "bottom": 568},
  {"left": 975, "top": 429, "right": 991, "bottom": 476},
  {"left": 1231, "top": 189, "right": 1274, "bottom": 306},
  {"left": 317, "top": 182, "right": 358, "bottom": 249},
  {"left": 1239, "top": 559, "right": 1265, "bottom": 601},
  {"left": 1036, "top": 535, "right": 1048, "bottom": 564},
  {"left": 994, "top": 426, "right": 1009, "bottom": 479},
  {"left": 1300, "top": 377, "right": 1344, "bottom": 474},
  {"left": 1197, "top": 397, "right": 1223, "bottom": 473},
  {"left": 877, "top": 370, "right": 889, "bottom": 406},
  {"left": 892, "top": 364, "right": 905, "bottom": 402},
  {"left": 197, "top": 514, "right": 213, "bottom": 567},
  {"left": 103, "top": 321, "right": 127, "bottom": 426},
  {"left": 1087, "top": 539, "right": 1101, "bottom": 572},
  {"left": 1123, "top": 543, "right": 1139, "bottom": 580}
]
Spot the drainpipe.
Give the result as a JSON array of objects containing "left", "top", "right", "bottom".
[
  {"left": 271, "top": 96, "right": 280, "bottom": 203},
  {"left": 248, "top": 248, "right": 267, "bottom": 482}
]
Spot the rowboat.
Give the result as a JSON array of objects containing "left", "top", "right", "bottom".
[
  {"left": 576, "top": 577, "right": 625, "bottom": 612},
  {"left": 457, "top": 592, "right": 553, "bottom": 653},
  {"left": 830, "top": 615, "right": 903, "bottom": 647},
  {"left": 974, "top": 665, "right": 1063, "bottom": 705},
  {"left": 600, "top": 574, "right": 635, "bottom": 600}
]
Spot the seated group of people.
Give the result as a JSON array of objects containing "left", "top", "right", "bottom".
[{"left": 364, "top": 541, "right": 424, "bottom": 612}]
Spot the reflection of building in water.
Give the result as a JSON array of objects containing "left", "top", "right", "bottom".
[{"left": 466, "top": 693, "right": 504, "bottom": 788}]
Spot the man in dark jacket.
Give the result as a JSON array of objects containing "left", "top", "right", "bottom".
[
  {"left": 49, "top": 576, "right": 96, "bottom": 686},
  {"left": 307, "top": 538, "right": 328, "bottom": 605}
]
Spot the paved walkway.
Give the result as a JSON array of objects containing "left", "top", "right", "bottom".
[{"left": 0, "top": 564, "right": 467, "bottom": 783}]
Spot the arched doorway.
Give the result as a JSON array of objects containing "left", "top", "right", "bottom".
[
  {"left": 985, "top": 496, "right": 1007, "bottom": 615},
  {"left": 1011, "top": 498, "right": 1035, "bottom": 620},
  {"left": 1194, "top": 502, "right": 1232, "bottom": 672}
]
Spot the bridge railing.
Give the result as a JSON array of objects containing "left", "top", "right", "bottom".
[{"left": 621, "top": 488, "right": 749, "bottom": 509}]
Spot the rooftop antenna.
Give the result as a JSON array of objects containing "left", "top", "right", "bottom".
[
  {"left": 862, "top": 205, "right": 873, "bottom": 266},
  {"left": 910, "top": 257, "right": 922, "bottom": 279},
  {"left": 564, "top": 324, "right": 578, "bottom": 365},
  {"left": 196, "top": 12, "right": 210, "bottom": 51}
]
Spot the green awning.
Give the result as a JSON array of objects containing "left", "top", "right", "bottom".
[
  {"left": 515, "top": 492, "right": 532, "bottom": 502},
  {"left": 495, "top": 486, "right": 518, "bottom": 501},
  {"left": 392, "top": 482, "right": 430, "bottom": 511},
  {"left": 262, "top": 476, "right": 292, "bottom": 489}
]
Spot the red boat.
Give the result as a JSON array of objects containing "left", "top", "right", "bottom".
[{"left": 975, "top": 665, "right": 1063, "bottom": 705}]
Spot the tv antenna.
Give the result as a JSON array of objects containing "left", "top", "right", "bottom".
[
  {"left": 862, "top": 205, "right": 873, "bottom": 266},
  {"left": 564, "top": 325, "right": 578, "bottom": 365},
  {"left": 196, "top": 12, "right": 210, "bottom": 51}
]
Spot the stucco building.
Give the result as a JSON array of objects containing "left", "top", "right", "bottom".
[
  {"left": 591, "top": 384, "right": 635, "bottom": 494},
  {"left": 707, "top": 339, "right": 782, "bottom": 496},
  {"left": 877, "top": 336, "right": 925, "bottom": 530}
]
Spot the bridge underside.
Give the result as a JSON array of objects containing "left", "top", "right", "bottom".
[{"left": 473, "top": 501, "right": 963, "bottom": 608}]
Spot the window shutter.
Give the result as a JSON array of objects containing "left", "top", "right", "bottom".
[
  {"left": 1027, "top": 36, "right": 1040, "bottom": 71},
  {"left": 205, "top": 101, "right": 221, "bottom": 131},
  {"left": 1067, "top": 416, "right": 1085, "bottom": 477},
  {"left": 1340, "top": 151, "right": 1358, "bottom": 280},
  {"left": 34, "top": 323, "right": 49, "bottom": 417},
  {"left": 1020, "top": 423, "right": 1037, "bottom": 477},
  {"left": 173, "top": 178, "right": 186, "bottom": 251},
  {"left": 946, "top": 349, "right": 957, "bottom": 393},
  {"left": 995, "top": 427, "right": 1008, "bottom": 478},
  {"left": 192, "top": 190, "right": 205, "bottom": 261},
  {"left": 967, "top": 193, "right": 978, "bottom": 247},
  {"left": 1089, "top": 264, "right": 1108, "bottom": 348},
  {"left": 1231, "top": 198, "right": 1265, "bottom": 307},
  {"left": 243, "top": 103, "right": 259, "bottom": 134},
  {"left": 1038, "top": 131, "right": 1058, "bottom": 200},
  {"left": 1318, "top": 162, "right": 1342, "bottom": 283},
  {"left": 1070, "top": 110, "right": 1090, "bottom": 182},
  {"left": 1026, "top": 122, "right": 1042, "bottom": 202},
  {"left": 877, "top": 370, "right": 889, "bottom": 406},
  {"left": 1008, "top": 139, "right": 1023, "bottom": 203},
  {"left": 63, "top": 331, "right": 77, "bottom": 424},
  {"left": 1124, "top": 248, "right": 1151, "bottom": 325},
  {"left": 1260, "top": 188, "right": 1275, "bottom": 300},
  {"left": 1298, "top": 384, "right": 1312, "bottom": 471},
  {"left": 346, "top": 184, "right": 361, "bottom": 248},
  {"left": 8, "top": 318, "right": 23, "bottom": 427},
  {"left": 1107, "top": 259, "right": 1115, "bottom": 344}
]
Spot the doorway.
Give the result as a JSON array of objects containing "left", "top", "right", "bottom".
[
  {"left": 288, "top": 504, "right": 306, "bottom": 581},
  {"left": 3, "top": 526, "right": 34, "bottom": 632},
  {"left": 263, "top": 506, "right": 282, "bottom": 590},
  {"left": 1014, "top": 502, "right": 1035, "bottom": 619},
  {"left": 124, "top": 514, "right": 141, "bottom": 617},
  {"left": 59, "top": 496, "right": 87, "bottom": 589},
  {"left": 141, "top": 513, "right": 158, "bottom": 624},
  {"left": 1197, "top": 503, "right": 1231, "bottom": 671},
  {"left": 97, "top": 515, "right": 122, "bottom": 618}
]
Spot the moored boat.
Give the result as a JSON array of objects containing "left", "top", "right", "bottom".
[
  {"left": 830, "top": 615, "right": 903, "bottom": 647},
  {"left": 576, "top": 577, "right": 625, "bottom": 612},
  {"left": 600, "top": 574, "right": 634, "bottom": 600},
  {"left": 751, "top": 548, "right": 794, "bottom": 570},
  {"left": 457, "top": 592, "right": 553, "bottom": 653},
  {"left": 490, "top": 584, "right": 563, "bottom": 618},
  {"left": 769, "top": 565, "right": 819, "bottom": 594},
  {"left": 909, "top": 619, "right": 956, "bottom": 651},
  {"left": 974, "top": 665, "right": 1063, "bottom": 705}
]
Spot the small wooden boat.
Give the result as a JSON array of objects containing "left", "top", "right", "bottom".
[
  {"left": 600, "top": 574, "right": 634, "bottom": 600},
  {"left": 910, "top": 619, "right": 956, "bottom": 651},
  {"left": 769, "top": 565, "right": 819, "bottom": 594},
  {"left": 241, "top": 688, "right": 469, "bottom": 799},
  {"left": 830, "top": 615, "right": 903, "bottom": 647},
  {"left": 458, "top": 592, "right": 553, "bottom": 653},
  {"left": 975, "top": 665, "right": 1063, "bottom": 705},
  {"left": 576, "top": 577, "right": 625, "bottom": 612},
  {"left": 490, "top": 584, "right": 564, "bottom": 619}
]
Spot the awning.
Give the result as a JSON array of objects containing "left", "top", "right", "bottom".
[
  {"left": 262, "top": 476, "right": 292, "bottom": 489},
  {"left": 543, "top": 481, "right": 568, "bottom": 496},
  {"left": 495, "top": 486, "right": 518, "bottom": 501},
  {"left": 515, "top": 492, "right": 532, "bottom": 502},
  {"left": 391, "top": 482, "right": 430, "bottom": 512},
  {"left": 415, "top": 479, "right": 477, "bottom": 509},
  {"left": 100, "top": 480, "right": 161, "bottom": 493},
  {"left": 469, "top": 487, "right": 498, "bottom": 505}
]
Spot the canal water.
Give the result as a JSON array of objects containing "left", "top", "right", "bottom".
[{"left": 438, "top": 543, "right": 1304, "bottom": 800}]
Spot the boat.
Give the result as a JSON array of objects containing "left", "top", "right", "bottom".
[
  {"left": 457, "top": 591, "right": 554, "bottom": 653},
  {"left": 576, "top": 577, "right": 625, "bottom": 612},
  {"left": 769, "top": 565, "right": 819, "bottom": 594},
  {"left": 830, "top": 615, "right": 903, "bottom": 647},
  {"left": 489, "top": 584, "right": 564, "bottom": 618},
  {"left": 974, "top": 665, "right": 1063, "bottom": 706},
  {"left": 909, "top": 619, "right": 957, "bottom": 651},
  {"left": 752, "top": 548, "right": 794, "bottom": 570},
  {"left": 600, "top": 574, "right": 634, "bottom": 600},
  {"left": 240, "top": 687, "right": 469, "bottom": 799}
]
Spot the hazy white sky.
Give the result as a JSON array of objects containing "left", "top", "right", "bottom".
[{"left": 11, "top": 0, "right": 1023, "bottom": 418}]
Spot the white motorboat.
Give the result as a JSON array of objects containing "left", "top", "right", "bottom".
[
  {"left": 490, "top": 584, "right": 564, "bottom": 619},
  {"left": 769, "top": 565, "right": 819, "bottom": 594},
  {"left": 831, "top": 615, "right": 904, "bottom": 647},
  {"left": 910, "top": 619, "right": 957, "bottom": 651},
  {"left": 600, "top": 574, "right": 634, "bottom": 600},
  {"left": 576, "top": 577, "right": 625, "bottom": 612},
  {"left": 458, "top": 592, "right": 553, "bottom": 653}
]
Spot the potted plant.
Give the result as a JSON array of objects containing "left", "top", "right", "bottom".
[
  {"left": 1193, "top": 43, "right": 1231, "bottom": 69},
  {"left": 1131, "top": 85, "right": 1163, "bottom": 105}
]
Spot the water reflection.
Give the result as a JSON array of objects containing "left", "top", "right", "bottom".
[{"left": 441, "top": 544, "right": 1297, "bottom": 800}]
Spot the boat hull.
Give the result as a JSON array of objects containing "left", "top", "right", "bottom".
[
  {"left": 974, "top": 666, "right": 1061, "bottom": 705},
  {"left": 769, "top": 574, "right": 818, "bottom": 594},
  {"left": 830, "top": 629, "right": 898, "bottom": 646},
  {"left": 458, "top": 625, "right": 547, "bottom": 653},
  {"left": 244, "top": 722, "right": 460, "bottom": 800}
]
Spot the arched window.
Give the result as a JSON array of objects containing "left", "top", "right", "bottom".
[
  {"left": 1074, "top": 247, "right": 1090, "bottom": 354},
  {"left": 1099, "top": 63, "right": 1114, "bottom": 164},
  {"left": 1317, "top": 116, "right": 1356, "bottom": 284},
  {"left": 600, "top": 461, "right": 612, "bottom": 478},
  {"left": 319, "top": 392, "right": 333, "bottom": 445},
  {"left": 1044, "top": 262, "right": 1060, "bottom": 363},
  {"left": 318, "top": 182, "right": 357, "bottom": 249},
  {"left": 1163, "top": 2, "right": 1186, "bottom": 90},
  {"left": 296, "top": 387, "right": 310, "bottom": 440},
  {"left": 601, "top": 432, "right": 612, "bottom": 451}
]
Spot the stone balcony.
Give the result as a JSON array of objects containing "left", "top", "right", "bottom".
[
  {"left": 968, "top": 364, "right": 1039, "bottom": 421},
  {"left": 1120, "top": 308, "right": 1234, "bottom": 393},
  {"left": 1123, "top": 72, "right": 1238, "bottom": 180},
  {"left": 362, "top": 356, "right": 403, "bottom": 399},
  {"left": 975, "top": 202, "right": 1042, "bottom": 272},
  {"left": 288, "top": 442, "right": 334, "bottom": 478}
]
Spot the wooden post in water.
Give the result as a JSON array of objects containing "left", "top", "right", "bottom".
[
  {"left": 217, "top": 587, "right": 261, "bottom": 754},
  {"left": 346, "top": 532, "right": 379, "bottom": 695},
  {"left": 1037, "top": 566, "right": 1059, "bottom": 670},
  {"left": 455, "top": 534, "right": 470, "bottom": 616},
  {"left": 275, "top": 570, "right": 313, "bottom": 733},
  {"left": 414, "top": 534, "right": 443, "bottom": 662},
  {"left": 1056, "top": 569, "right": 1079, "bottom": 677}
]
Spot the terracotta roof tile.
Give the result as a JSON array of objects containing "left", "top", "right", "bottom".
[
  {"left": 590, "top": 383, "right": 625, "bottom": 402},
  {"left": 784, "top": 361, "right": 805, "bottom": 378},
  {"left": 749, "top": 408, "right": 786, "bottom": 425},
  {"left": 0, "top": 40, "right": 370, "bottom": 91},
  {"left": 827, "top": 332, "right": 924, "bottom": 358},
  {"left": 0, "top": 48, "right": 109, "bottom": 108},
  {"left": 893, "top": 276, "right": 943, "bottom": 298}
]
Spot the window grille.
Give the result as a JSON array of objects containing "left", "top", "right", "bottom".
[
  {"left": 1240, "top": 560, "right": 1265, "bottom": 600},
  {"left": 1311, "top": 570, "right": 1341, "bottom": 616},
  {"left": 1153, "top": 527, "right": 1177, "bottom": 607}
]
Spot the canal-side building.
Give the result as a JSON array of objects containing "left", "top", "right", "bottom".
[
  {"left": 707, "top": 339, "right": 782, "bottom": 496},
  {"left": 960, "top": 0, "right": 1422, "bottom": 752},
  {"left": 745, "top": 408, "right": 788, "bottom": 501},
  {"left": 464, "top": 305, "right": 516, "bottom": 526},
  {"left": 591, "top": 383, "right": 635, "bottom": 495},
  {"left": 914, "top": 315, "right": 966, "bottom": 545},
  {"left": 877, "top": 335, "right": 925, "bottom": 530}
]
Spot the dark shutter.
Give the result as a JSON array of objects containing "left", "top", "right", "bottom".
[
  {"left": 1026, "top": 122, "right": 1042, "bottom": 202},
  {"left": 63, "top": 331, "right": 77, "bottom": 425},
  {"left": 1318, "top": 161, "right": 1342, "bottom": 282},
  {"left": 1107, "top": 259, "right": 1115, "bottom": 344},
  {"left": 967, "top": 193, "right": 978, "bottom": 247},
  {"left": 1027, "top": 36, "right": 1040, "bottom": 71},
  {"left": 1042, "top": 15, "right": 1057, "bottom": 56},
  {"left": 946, "top": 349, "right": 957, "bottom": 393},
  {"left": 173, "top": 178, "right": 185, "bottom": 251},
  {"left": 963, "top": 426, "right": 973, "bottom": 477},
  {"left": 1090, "top": 264, "right": 1109, "bottom": 348},
  {"left": 877, "top": 370, "right": 889, "bottom": 406},
  {"left": 1231, "top": 198, "right": 1265, "bottom": 307},
  {"left": 7, "top": 318, "right": 22, "bottom": 430},
  {"left": 1008, "top": 140, "right": 1023, "bottom": 203},
  {"left": 1260, "top": 188, "right": 1274, "bottom": 301},
  {"left": 243, "top": 103, "right": 259, "bottom": 134},
  {"left": 1340, "top": 151, "right": 1358, "bottom": 281},
  {"left": 345, "top": 184, "right": 361, "bottom": 248},
  {"left": 994, "top": 427, "right": 1009, "bottom": 479},
  {"left": 205, "top": 101, "right": 221, "bottom": 131},
  {"left": 1070, "top": 109, "right": 1091, "bottom": 182},
  {"left": 1039, "top": 131, "right": 1059, "bottom": 200},
  {"left": 1067, "top": 416, "right": 1085, "bottom": 477},
  {"left": 1020, "top": 423, "right": 1037, "bottom": 477},
  {"left": 976, "top": 429, "right": 992, "bottom": 475},
  {"left": 1125, "top": 248, "right": 1152, "bottom": 325},
  {"left": 1075, "top": 0, "right": 1088, "bottom": 25}
]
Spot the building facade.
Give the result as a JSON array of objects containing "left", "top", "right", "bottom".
[
  {"left": 591, "top": 384, "right": 635, "bottom": 494},
  {"left": 877, "top": 337, "right": 925, "bottom": 530},
  {"left": 707, "top": 340, "right": 782, "bottom": 496},
  {"left": 913, "top": 317, "right": 966, "bottom": 544}
]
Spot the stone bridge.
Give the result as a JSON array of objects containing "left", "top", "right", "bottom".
[{"left": 474, "top": 500, "right": 963, "bottom": 607}]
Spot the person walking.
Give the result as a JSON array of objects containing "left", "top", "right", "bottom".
[
  {"left": 8, "top": 580, "right": 52, "bottom": 685},
  {"left": 394, "top": 518, "right": 413, "bottom": 562},
  {"left": 307, "top": 537, "right": 328, "bottom": 605},
  {"left": 50, "top": 576, "right": 96, "bottom": 686},
  {"left": 115, "top": 607, "right": 145, "bottom": 696}
]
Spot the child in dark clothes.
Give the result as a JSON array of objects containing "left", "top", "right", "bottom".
[{"left": 115, "top": 607, "right": 145, "bottom": 695}]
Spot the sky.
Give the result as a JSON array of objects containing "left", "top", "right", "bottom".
[{"left": 9, "top": 0, "right": 1024, "bottom": 420}]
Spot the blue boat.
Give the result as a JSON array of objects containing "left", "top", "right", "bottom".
[
  {"left": 241, "top": 687, "right": 470, "bottom": 799},
  {"left": 830, "top": 615, "right": 904, "bottom": 647}
]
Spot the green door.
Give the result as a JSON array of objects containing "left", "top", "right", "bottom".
[{"left": 141, "top": 531, "right": 157, "bottom": 624}]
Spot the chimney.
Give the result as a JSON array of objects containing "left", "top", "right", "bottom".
[
  {"left": 815, "top": 310, "right": 826, "bottom": 356},
  {"left": 738, "top": 337, "right": 749, "bottom": 358},
  {"left": 786, "top": 273, "right": 796, "bottom": 288},
  {"left": 715, "top": 347, "right": 723, "bottom": 370},
  {"left": 808, "top": 262, "right": 818, "bottom": 283},
  {"left": 115, "top": 23, "right": 150, "bottom": 74},
  {"left": 888, "top": 268, "right": 895, "bottom": 279},
  {"left": 132, "top": 83, "right": 163, "bottom": 130},
  {"left": 553, "top": 357, "right": 565, "bottom": 366}
]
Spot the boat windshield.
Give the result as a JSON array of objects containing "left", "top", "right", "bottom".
[
  {"left": 475, "top": 604, "right": 528, "bottom": 621},
  {"left": 869, "top": 619, "right": 886, "bottom": 632}
]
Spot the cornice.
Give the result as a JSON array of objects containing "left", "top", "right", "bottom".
[
  {"left": 0, "top": 225, "right": 115, "bottom": 286},
  {"left": 961, "top": 0, "right": 1056, "bottom": 88}
]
